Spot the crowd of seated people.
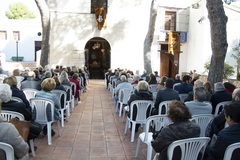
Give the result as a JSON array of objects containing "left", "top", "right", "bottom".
[
  {"left": 106, "top": 68, "right": 240, "bottom": 160},
  {"left": 0, "top": 65, "right": 89, "bottom": 156}
]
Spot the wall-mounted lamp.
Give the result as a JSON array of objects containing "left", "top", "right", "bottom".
[
  {"left": 192, "top": 3, "right": 199, "bottom": 9},
  {"left": 198, "top": 16, "right": 205, "bottom": 23}
]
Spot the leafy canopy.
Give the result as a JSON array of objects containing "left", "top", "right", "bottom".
[
  {"left": 204, "top": 61, "right": 235, "bottom": 79},
  {"left": 5, "top": 2, "right": 36, "bottom": 19}
]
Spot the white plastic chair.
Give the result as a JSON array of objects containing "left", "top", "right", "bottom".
[
  {"left": 11, "top": 96, "right": 23, "bottom": 102},
  {"left": 0, "top": 142, "right": 14, "bottom": 160},
  {"left": 0, "top": 110, "right": 36, "bottom": 157},
  {"left": 116, "top": 88, "right": 132, "bottom": 117},
  {"left": 167, "top": 137, "right": 210, "bottom": 160},
  {"left": 214, "top": 101, "right": 232, "bottom": 116},
  {"left": 30, "top": 98, "right": 61, "bottom": 145},
  {"left": 135, "top": 115, "right": 172, "bottom": 160},
  {"left": 152, "top": 92, "right": 157, "bottom": 103},
  {"left": 23, "top": 88, "right": 38, "bottom": 102},
  {"left": 63, "top": 85, "right": 74, "bottom": 112},
  {"left": 132, "top": 84, "right": 138, "bottom": 91},
  {"left": 190, "top": 114, "right": 214, "bottom": 137},
  {"left": 158, "top": 100, "right": 172, "bottom": 115},
  {"left": 70, "top": 82, "right": 76, "bottom": 106},
  {"left": 0, "top": 74, "right": 7, "bottom": 83},
  {"left": 52, "top": 90, "right": 70, "bottom": 127},
  {"left": 149, "top": 84, "right": 158, "bottom": 93},
  {"left": 223, "top": 142, "right": 240, "bottom": 160},
  {"left": 179, "top": 93, "right": 188, "bottom": 102},
  {"left": 124, "top": 100, "right": 153, "bottom": 142}
]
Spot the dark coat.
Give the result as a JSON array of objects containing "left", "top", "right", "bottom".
[
  {"left": 11, "top": 85, "right": 31, "bottom": 112},
  {"left": 210, "top": 90, "right": 232, "bottom": 114},
  {"left": 151, "top": 121, "right": 200, "bottom": 160},
  {"left": 2, "top": 100, "right": 32, "bottom": 121},
  {"left": 154, "top": 88, "right": 180, "bottom": 110},
  {"left": 206, "top": 123, "right": 240, "bottom": 160},
  {"left": 174, "top": 83, "right": 193, "bottom": 94},
  {"left": 127, "top": 90, "right": 153, "bottom": 120}
]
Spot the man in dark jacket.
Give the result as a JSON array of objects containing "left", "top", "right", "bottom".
[
  {"left": 153, "top": 78, "right": 180, "bottom": 114},
  {"left": 210, "top": 82, "right": 232, "bottom": 114},
  {"left": 21, "top": 71, "right": 41, "bottom": 91},
  {"left": 174, "top": 75, "right": 193, "bottom": 94}
]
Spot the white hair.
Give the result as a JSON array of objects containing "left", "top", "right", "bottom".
[{"left": 0, "top": 84, "right": 12, "bottom": 103}]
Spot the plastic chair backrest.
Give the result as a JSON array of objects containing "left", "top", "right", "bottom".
[
  {"left": 223, "top": 142, "right": 240, "bottom": 160},
  {"left": 158, "top": 100, "right": 172, "bottom": 115},
  {"left": 190, "top": 114, "right": 214, "bottom": 137},
  {"left": 129, "top": 100, "right": 153, "bottom": 123},
  {"left": 0, "top": 142, "right": 15, "bottom": 160},
  {"left": 11, "top": 96, "right": 23, "bottom": 102},
  {"left": 62, "top": 85, "right": 72, "bottom": 101},
  {"left": 23, "top": 88, "right": 38, "bottom": 101},
  {"left": 144, "top": 115, "right": 171, "bottom": 141},
  {"left": 179, "top": 93, "right": 188, "bottom": 102},
  {"left": 214, "top": 101, "right": 232, "bottom": 116},
  {"left": 152, "top": 92, "right": 157, "bottom": 103},
  {"left": 51, "top": 89, "right": 67, "bottom": 109},
  {"left": 30, "top": 98, "right": 55, "bottom": 124},
  {"left": 167, "top": 137, "right": 210, "bottom": 160},
  {"left": 70, "top": 82, "right": 76, "bottom": 97},
  {"left": 149, "top": 84, "right": 158, "bottom": 93},
  {"left": 118, "top": 88, "right": 132, "bottom": 104},
  {"left": 173, "top": 83, "right": 181, "bottom": 90},
  {"left": 1, "top": 110, "right": 25, "bottom": 121}
]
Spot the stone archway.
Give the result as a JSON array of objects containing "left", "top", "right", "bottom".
[{"left": 84, "top": 37, "right": 111, "bottom": 79}]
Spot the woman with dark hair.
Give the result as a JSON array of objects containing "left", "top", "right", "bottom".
[
  {"left": 205, "top": 101, "right": 240, "bottom": 160},
  {"left": 151, "top": 100, "right": 200, "bottom": 160},
  {"left": 69, "top": 72, "right": 81, "bottom": 103},
  {"left": 148, "top": 74, "right": 157, "bottom": 85}
]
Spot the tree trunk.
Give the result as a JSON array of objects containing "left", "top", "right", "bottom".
[
  {"left": 206, "top": 0, "right": 228, "bottom": 86},
  {"left": 143, "top": 0, "right": 158, "bottom": 75},
  {"left": 35, "top": 0, "right": 50, "bottom": 68}
]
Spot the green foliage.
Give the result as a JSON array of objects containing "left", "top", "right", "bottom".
[
  {"left": 5, "top": 2, "right": 36, "bottom": 19},
  {"left": 204, "top": 61, "right": 235, "bottom": 79},
  {"left": 231, "top": 43, "right": 240, "bottom": 80}
]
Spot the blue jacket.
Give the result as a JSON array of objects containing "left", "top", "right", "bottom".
[{"left": 207, "top": 123, "right": 240, "bottom": 160}]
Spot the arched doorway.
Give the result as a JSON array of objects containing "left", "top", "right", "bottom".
[{"left": 84, "top": 37, "right": 111, "bottom": 79}]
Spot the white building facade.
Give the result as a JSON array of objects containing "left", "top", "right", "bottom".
[{"left": 0, "top": 0, "right": 240, "bottom": 79}]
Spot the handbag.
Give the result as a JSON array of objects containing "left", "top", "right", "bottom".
[{"left": 10, "top": 118, "right": 30, "bottom": 141}]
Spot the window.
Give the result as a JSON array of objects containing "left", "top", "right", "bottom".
[
  {"left": 13, "top": 31, "right": 20, "bottom": 41},
  {"left": 165, "top": 11, "right": 176, "bottom": 31},
  {"left": 91, "top": 0, "right": 108, "bottom": 14},
  {"left": 0, "top": 31, "right": 7, "bottom": 40}
]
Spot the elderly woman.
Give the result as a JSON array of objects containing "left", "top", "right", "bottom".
[
  {"left": 151, "top": 100, "right": 200, "bottom": 160},
  {"left": 0, "top": 83, "right": 32, "bottom": 121},
  {"left": 35, "top": 78, "right": 61, "bottom": 136},
  {"left": 0, "top": 99, "right": 29, "bottom": 160},
  {"left": 3, "top": 76, "right": 31, "bottom": 112},
  {"left": 59, "top": 70, "right": 71, "bottom": 86},
  {"left": 127, "top": 80, "right": 153, "bottom": 132}
]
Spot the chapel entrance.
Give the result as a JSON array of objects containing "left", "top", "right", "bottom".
[{"left": 84, "top": 37, "right": 111, "bottom": 79}]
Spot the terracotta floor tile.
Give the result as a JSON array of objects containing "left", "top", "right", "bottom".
[{"left": 30, "top": 80, "right": 147, "bottom": 160}]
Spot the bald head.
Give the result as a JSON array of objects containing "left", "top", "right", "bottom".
[
  {"left": 232, "top": 88, "right": 240, "bottom": 101},
  {"left": 194, "top": 79, "right": 204, "bottom": 89}
]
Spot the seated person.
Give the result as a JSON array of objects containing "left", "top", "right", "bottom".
[
  {"left": 174, "top": 75, "right": 193, "bottom": 94},
  {"left": 127, "top": 81, "right": 153, "bottom": 132},
  {"left": 0, "top": 99, "right": 29, "bottom": 160},
  {"left": 3, "top": 76, "right": 31, "bottom": 112},
  {"left": 184, "top": 79, "right": 211, "bottom": 102},
  {"left": 204, "top": 101, "right": 240, "bottom": 160},
  {"left": 151, "top": 100, "right": 200, "bottom": 160},
  {"left": 185, "top": 88, "right": 212, "bottom": 116},
  {"left": 210, "top": 82, "right": 232, "bottom": 114},
  {"left": 153, "top": 78, "right": 180, "bottom": 115},
  {"left": 35, "top": 78, "right": 61, "bottom": 136},
  {"left": 21, "top": 71, "right": 41, "bottom": 90},
  {"left": 0, "top": 84, "right": 32, "bottom": 121}
]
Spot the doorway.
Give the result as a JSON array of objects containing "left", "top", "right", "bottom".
[
  {"left": 84, "top": 37, "right": 111, "bottom": 79},
  {"left": 160, "top": 51, "right": 179, "bottom": 79}
]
